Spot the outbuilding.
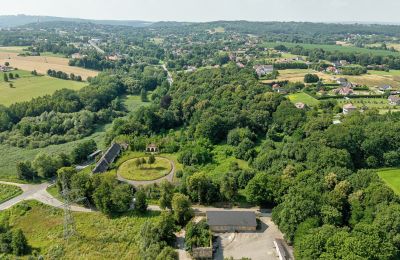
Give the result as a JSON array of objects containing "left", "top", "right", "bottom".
[{"left": 206, "top": 211, "right": 257, "bottom": 232}]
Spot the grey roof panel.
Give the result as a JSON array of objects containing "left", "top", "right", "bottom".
[{"left": 206, "top": 211, "right": 257, "bottom": 227}]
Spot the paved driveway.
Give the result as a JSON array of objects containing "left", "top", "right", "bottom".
[
  {"left": 0, "top": 181, "right": 91, "bottom": 212},
  {"left": 213, "top": 217, "right": 290, "bottom": 260}
]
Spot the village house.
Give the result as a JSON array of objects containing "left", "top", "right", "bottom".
[
  {"left": 379, "top": 85, "right": 392, "bottom": 92},
  {"left": 336, "top": 78, "right": 348, "bottom": 85},
  {"left": 92, "top": 143, "right": 122, "bottom": 174},
  {"left": 253, "top": 65, "right": 274, "bottom": 77},
  {"left": 206, "top": 211, "right": 257, "bottom": 232},
  {"left": 343, "top": 103, "right": 357, "bottom": 115},
  {"left": 326, "top": 66, "right": 339, "bottom": 74},
  {"left": 388, "top": 95, "right": 400, "bottom": 105},
  {"left": 236, "top": 62, "right": 245, "bottom": 68},
  {"left": 334, "top": 87, "right": 354, "bottom": 96}
]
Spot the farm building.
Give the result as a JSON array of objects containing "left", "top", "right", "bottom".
[
  {"left": 92, "top": 143, "right": 121, "bottom": 174},
  {"left": 146, "top": 144, "right": 159, "bottom": 153},
  {"left": 206, "top": 211, "right": 257, "bottom": 232}
]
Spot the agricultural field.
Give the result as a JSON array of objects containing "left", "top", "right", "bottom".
[
  {"left": 118, "top": 157, "right": 172, "bottom": 181},
  {"left": 346, "top": 71, "right": 400, "bottom": 88},
  {"left": 0, "top": 70, "right": 86, "bottom": 106},
  {"left": 0, "top": 50, "right": 98, "bottom": 80},
  {"left": 264, "top": 41, "right": 400, "bottom": 57},
  {"left": 261, "top": 69, "right": 333, "bottom": 84},
  {"left": 378, "top": 168, "right": 400, "bottom": 195},
  {"left": 0, "top": 184, "right": 22, "bottom": 203},
  {"left": 0, "top": 201, "right": 160, "bottom": 259},
  {"left": 288, "top": 92, "right": 320, "bottom": 106}
]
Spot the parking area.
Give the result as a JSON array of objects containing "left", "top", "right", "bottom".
[{"left": 213, "top": 217, "right": 292, "bottom": 260}]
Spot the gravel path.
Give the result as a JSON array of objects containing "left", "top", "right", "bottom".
[{"left": 117, "top": 156, "right": 175, "bottom": 187}]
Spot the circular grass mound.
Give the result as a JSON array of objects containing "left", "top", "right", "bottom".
[{"left": 118, "top": 157, "right": 172, "bottom": 181}]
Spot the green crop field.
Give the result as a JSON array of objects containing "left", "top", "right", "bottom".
[
  {"left": 118, "top": 157, "right": 172, "bottom": 181},
  {"left": 288, "top": 92, "right": 320, "bottom": 106},
  {"left": 0, "top": 70, "right": 86, "bottom": 106},
  {"left": 378, "top": 168, "right": 400, "bottom": 195},
  {"left": 264, "top": 41, "right": 400, "bottom": 57},
  {"left": 0, "top": 184, "right": 22, "bottom": 203},
  {"left": 0, "top": 201, "right": 160, "bottom": 259}
]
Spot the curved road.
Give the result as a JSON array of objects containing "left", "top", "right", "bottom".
[
  {"left": 117, "top": 156, "right": 175, "bottom": 187},
  {"left": 0, "top": 181, "right": 91, "bottom": 212}
]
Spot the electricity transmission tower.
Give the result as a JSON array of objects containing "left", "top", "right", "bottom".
[{"left": 60, "top": 175, "right": 86, "bottom": 240}]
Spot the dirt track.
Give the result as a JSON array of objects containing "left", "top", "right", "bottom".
[{"left": 0, "top": 52, "right": 98, "bottom": 80}]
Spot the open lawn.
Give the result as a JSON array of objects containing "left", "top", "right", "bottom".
[
  {"left": 288, "top": 92, "right": 320, "bottom": 106},
  {"left": 378, "top": 168, "right": 400, "bottom": 195},
  {"left": 0, "top": 201, "right": 160, "bottom": 259},
  {"left": 0, "top": 51, "right": 98, "bottom": 80},
  {"left": 118, "top": 157, "right": 172, "bottom": 181},
  {"left": 336, "top": 98, "right": 394, "bottom": 111},
  {"left": 122, "top": 94, "right": 151, "bottom": 113},
  {"left": 0, "top": 124, "right": 110, "bottom": 181},
  {"left": 0, "top": 70, "right": 86, "bottom": 106},
  {"left": 0, "top": 184, "right": 22, "bottom": 203}
]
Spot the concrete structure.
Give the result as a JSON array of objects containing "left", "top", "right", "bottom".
[
  {"left": 146, "top": 143, "right": 159, "bottom": 153},
  {"left": 206, "top": 211, "right": 257, "bottom": 232}
]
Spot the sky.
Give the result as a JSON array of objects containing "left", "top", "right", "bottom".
[{"left": 1, "top": 0, "right": 400, "bottom": 23}]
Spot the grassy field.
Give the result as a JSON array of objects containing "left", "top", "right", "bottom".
[
  {"left": 261, "top": 69, "right": 333, "bottom": 84},
  {"left": 0, "top": 124, "right": 110, "bottom": 181},
  {"left": 0, "top": 184, "right": 22, "bottom": 203},
  {"left": 261, "top": 68, "right": 400, "bottom": 88},
  {"left": 122, "top": 94, "right": 151, "bottom": 113},
  {"left": 0, "top": 50, "right": 98, "bottom": 80},
  {"left": 336, "top": 98, "right": 393, "bottom": 111},
  {"left": 264, "top": 41, "right": 400, "bottom": 57},
  {"left": 0, "top": 70, "right": 86, "bottom": 106},
  {"left": 378, "top": 168, "right": 400, "bottom": 195},
  {"left": 118, "top": 157, "right": 172, "bottom": 181},
  {"left": 288, "top": 92, "right": 320, "bottom": 106},
  {"left": 0, "top": 200, "right": 160, "bottom": 259}
]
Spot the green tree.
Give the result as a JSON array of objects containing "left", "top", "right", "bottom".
[
  {"left": 156, "top": 246, "right": 178, "bottom": 260},
  {"left": 16, "top": 161, "right": 37, "bottom": 181},
  {"left": 304, "top": 74, "right": 319, "bottom": 83},
  {"left": 245, "top": 173, "right": 273, "bottom": 205},
  {"left": 3, "top": 73, "right": 8, "bottom": 82},
  {"left": 135, "top": 189, "right": 148, "bottom": 213},
  {"left": 32, "top": 153, "right": 61, "bottom": 178},
  {"left": 11, "top": 229, "right": 28, "bottom": 256},
  {"left": 171, "top": 193, "right": 193, "bottom": 225},
  {"left": 141, "top": 89, "right": 148, "bottom": 102},
  {"left": 159, "top": 180, "right": 174, "bottom": 210},
  {"left": 148, "top": 154, "right": 156, "bottom": 168}
]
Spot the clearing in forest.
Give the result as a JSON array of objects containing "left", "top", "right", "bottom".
[{"left": 378, "top": 168, "right": 400, "bottom": 195}]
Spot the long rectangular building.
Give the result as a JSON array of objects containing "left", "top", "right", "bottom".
[{"left": 206, "top": 211, "right": 257, "bottom": 232}]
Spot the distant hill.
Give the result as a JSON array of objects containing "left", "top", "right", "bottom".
[{"left": 0, "top": 14, "right": 153, "bottom": 28}]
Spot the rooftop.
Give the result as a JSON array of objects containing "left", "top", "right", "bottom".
[{"left": 206, "top": 211, "right": 257, "bottom": 227}]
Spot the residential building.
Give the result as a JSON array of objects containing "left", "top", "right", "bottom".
[
  {"left": 253, "top": 65, "right": 274, "bottom": 77},
  {"left": 334, "top": 87, "right": 354, "bottom": 96},
  {"left": 388, "top": 95, "right": 400, "bottom": 105}
]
